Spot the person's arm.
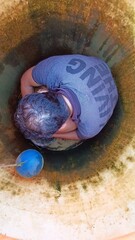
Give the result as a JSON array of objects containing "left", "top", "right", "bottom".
[
  {"left": 53, "top": 130, "right": 81, "bottom": 140},
  {"left": 21, "top": 67, "right": 42, "bottom": 97}
]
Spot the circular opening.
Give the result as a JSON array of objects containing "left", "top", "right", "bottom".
[{"left": 0, "top": 1, "right": 134, "bottom": 186}]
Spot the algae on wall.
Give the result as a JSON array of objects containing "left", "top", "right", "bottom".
[{"left": 0, "top": 0, "right": 134, "bottom": 197}]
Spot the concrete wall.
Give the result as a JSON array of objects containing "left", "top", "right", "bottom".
[{"left": 0, "top": 1, "right": 135, "bottom": 239}]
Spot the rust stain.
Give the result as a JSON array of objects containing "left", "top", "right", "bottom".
[{"left": 0, "top": 0, "right": 134, "bottom": 200}]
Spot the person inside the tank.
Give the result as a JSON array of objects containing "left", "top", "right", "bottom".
[{"left": 14, "top": 54, "right": 118, "bottom": 147}]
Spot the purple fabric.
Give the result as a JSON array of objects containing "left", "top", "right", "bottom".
[{"left": 32, "top": 54, "right": 118, "bottom": 139}]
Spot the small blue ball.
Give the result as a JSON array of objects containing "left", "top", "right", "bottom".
[{"left": 16, "top": 149, "right": 44, "bottom": 178}]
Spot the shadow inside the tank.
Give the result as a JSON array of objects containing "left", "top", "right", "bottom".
[{"left": 0, "top": 16, "right": 125, "bottom": 184}]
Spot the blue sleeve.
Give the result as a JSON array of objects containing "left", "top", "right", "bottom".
[{"left": 32, "top": 57, "right": 61, "bottom": 89}]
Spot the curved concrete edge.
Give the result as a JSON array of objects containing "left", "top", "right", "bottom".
[
  {"left": 0, "top": 235, "right": 17, "bottom": 240},
  {"left": 110, "top": 232, "right": 135, "bottom": 240},
  {"left": 1, "top": 232, "right": 135, "bottom": 240}
]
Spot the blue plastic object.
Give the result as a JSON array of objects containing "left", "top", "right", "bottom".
[{"left": 16, "top": 149, "right": 44, "bottom": 178}]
